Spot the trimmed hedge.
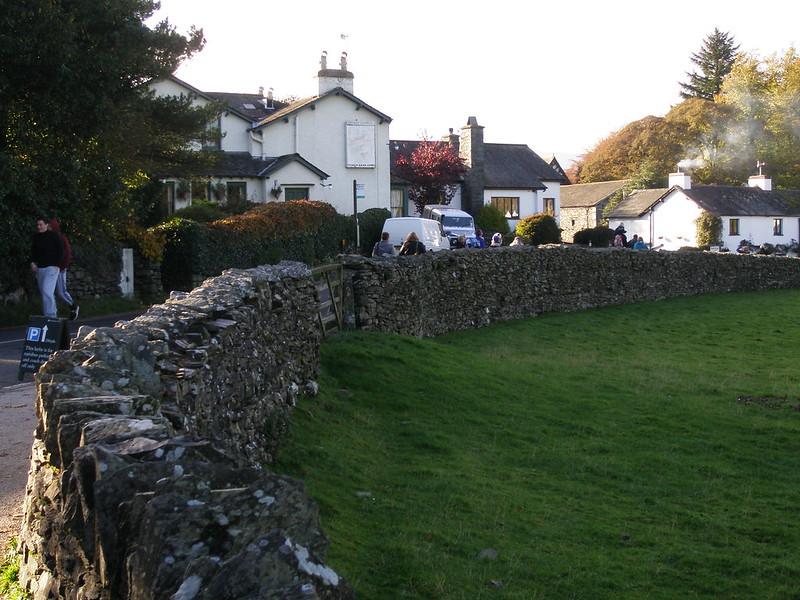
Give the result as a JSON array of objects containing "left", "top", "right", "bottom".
[
  {"left": 475, "top": 204, "right": 510, "bottom": 236},
  {"left": 358, "top": 208, "right": 391, "bottom": 255},
  {"left": 515, "top": 213, "right": 561, "bottom": 245},
  {"left": 573, "top": 226, "right": 615, "bottom": 247},
  {"left": 155, "top": 201, "right": 353, "bottom": 291}
]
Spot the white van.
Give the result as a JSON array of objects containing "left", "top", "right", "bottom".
[
  {"left": 420, "top": 205, "right": 477, "bottom": 247},
  {"left": 381, "top": 217, "right": 451, "bottom": 253}
]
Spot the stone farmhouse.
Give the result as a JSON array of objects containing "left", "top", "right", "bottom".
[
  {"left": 559, "top": 179, "right": 629, "bottom": 242},
  {"left": 390, "top": 117, "right": 567, "bottom": 228},
  {"left": 150, "top": 52, "right": 392, "bottom": 215},
  {"left": 609, "top": 171, "right": 800, "bottom": 250}
]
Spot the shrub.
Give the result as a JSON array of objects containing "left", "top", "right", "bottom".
[
  {"left": 515, "top": 213, "right": 561, "bottom": 245},
  {"left": 695, "top": 211, "right": 722, "bottom": 247},
  {"left": 173, "top": 199, "right": 227, "bottom": 223},
  {"left": 155, "top": 201, "right": 354, "bottom": 292},
  {"left": 357, "top": 208, "right": 391, "bottom": 255},
  {"left": 573, "top": 226, "right": 615, "bottom": 247},
  {"left": 475, "top": 204, "right": 510, "bottom": 236}
]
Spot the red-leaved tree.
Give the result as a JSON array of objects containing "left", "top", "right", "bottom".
[{"left": 394, "top": 140, "right": 467, "bottom": 215}]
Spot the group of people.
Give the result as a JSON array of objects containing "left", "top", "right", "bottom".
[
  {"left": 372, "top": 228, "right": 524, "bottom": 257},
  {"left": 31, "top": 217, "right": 79, "bottom": 320},
  {"left": 613, "top": 225, "right": 648, "bottom": 250}
]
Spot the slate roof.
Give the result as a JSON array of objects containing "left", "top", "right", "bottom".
[
  {"left": 188, "top": 152, "right": 328, "bottom": 179},
  {"left": 608, "top": 184, "right": 800, "bottom": 219},
  {"left": 254, "top": 87, "right": 392, "bottom": 129},
  {"left": 560, "top": 180, "right": 629, "bottom": 208},
  {"left": 484, "top": 144, "right": 562, "bottom": 190},
  {"left": 204, "top": 91, "right": 288, "bottom": 122},
  {"left": 607, "top": 188, "right": 669, "bottom": 219}
]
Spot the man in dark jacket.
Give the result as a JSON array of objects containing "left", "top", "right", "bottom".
[{"left": 31, "top": 217, "right": 63, "bottom": 318}]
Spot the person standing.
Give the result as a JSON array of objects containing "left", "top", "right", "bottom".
[
  {"left": 399, "top": 231, "right": 426, "bottom": 255},
  {"left": 49, "top": 218, "right": 80, "bottom": 319},
  {"left": 372, "top": 231, "right": 396, "bottom": 257},
  {"left": 31, "top": 217, "right": 63, "bottom": 318},
  {"left": 474, "top": 229, "right": 486, "bottom": 248}
]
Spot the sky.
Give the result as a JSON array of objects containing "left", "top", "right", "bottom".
[{"left": 149, "top": 0, "right": 799, "bottom": 166}]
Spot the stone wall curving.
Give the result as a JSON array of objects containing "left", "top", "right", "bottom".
[{"left": 17, "top": 246, "right": 800, "bottom": 598}]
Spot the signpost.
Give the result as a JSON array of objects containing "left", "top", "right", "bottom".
[
  {"left": 18, "top": 316, "right": 70, "bottom": 381},
  {"left": 353, "top": 179, "right": 366, "bottom": 249}
]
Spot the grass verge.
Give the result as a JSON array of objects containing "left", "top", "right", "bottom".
[
  {"left": 0, "top": 538, "right": 28, "bottom": 600},
  {"left": 276, "top": 289, "right": 800, "bottom": 599}
]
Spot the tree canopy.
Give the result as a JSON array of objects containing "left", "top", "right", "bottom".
[
  {"left": 0, "top": 0, "right": 212, "bottom": 290},
  {"left": 393, "top": 141, "right": 466, "bottom": 215},
  {"left": 680, "top": 28, "right": 740, "bottom": 100},
  {"left": 574, "top": 46, "right": 800, "bottom": 191}
]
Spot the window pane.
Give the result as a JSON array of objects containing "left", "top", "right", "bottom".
[
  {"left": 490, "top": 197, "right": 520, "bottom": 218},
  {"left": 544, "top": 198, "right": 555, "bottom": 215},
  {"left": 285, "top": 187, "right": 309, "bottom": 201},
  {"left": 390, "top": 189, "right": 404, "bottom": 217},
  {"left": 729, "top": 219, "right": 739, "bottom": 236},
  {"left": 226, "top": 182, "right": 246, "bottom": 204}
]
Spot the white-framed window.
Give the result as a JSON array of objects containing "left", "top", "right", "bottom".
[
  {"left": 390, "top": 188, "right": 405, "bottom": 217},
  {"left": 543, "top": 198, "right": 556, "bottom": 215},
  {"left": 284, "top": 187, "right": 309, "bottom": 201},
  {"left": 773, "top": 218, "right": 783, "bottom": 236},
  {"left": 729, "top": 218, "right": 740, "bottom": 236}
]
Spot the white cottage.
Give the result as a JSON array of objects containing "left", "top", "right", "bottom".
[
  {"left": 608, "top": 171, "right": 800, "bottom": 250},
  {"left": 151, "top": 52, "right": 392, "bottom": 215}
]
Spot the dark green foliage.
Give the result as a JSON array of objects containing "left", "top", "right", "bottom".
[
  {"left": 156, "top": 202, "right": 353, "bottom": 292},
  {"left": 0, "top": 0, "right": 211, "bottom": 292},
  {"left": 680, "top": 28, "right": 740, "bottom": 100},
  {"left": 573, "top": 226, "right": 616, "bottom": 247},
  {"left": 173, "top": 200, "right": 228, "bottom": 223},
  {"left": 475, "top": 204, "right": 510, "bottom": 236},
  {"left": 695, "top": 211, "right": 723, "bottom": 247},
  {"left": 357, "top": 208, "right": 391, "bottom": 255},
  {"left": 515, "top": 213, "right": 561, "bottom": 245}
]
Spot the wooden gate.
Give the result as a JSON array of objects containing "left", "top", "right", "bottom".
[{"left": 311, "top": 264, "right": 343, "bottom": 336}]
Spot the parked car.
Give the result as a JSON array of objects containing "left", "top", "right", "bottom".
[
  {"left": 381, "top": 217, "right": 451, "bottom": 253},
  {"left": 420, "top": 205, "right": 478, "bottom": 247}
]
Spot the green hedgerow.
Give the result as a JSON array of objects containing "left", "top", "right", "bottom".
[{"left": 475, "top": 204, "right": 510, "bottom": 236}]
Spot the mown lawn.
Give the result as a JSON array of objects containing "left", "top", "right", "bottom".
[{"left": 275, "top": 290, "right": 800, "bottom": 599}]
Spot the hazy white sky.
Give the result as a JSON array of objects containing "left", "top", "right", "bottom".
[{"left": 150, "top": 0, "right": 799, "bottom": 164}]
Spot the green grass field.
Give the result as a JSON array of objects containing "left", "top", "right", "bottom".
[{"left": 276, "top": 290, "right": 800, "bottom": 599}]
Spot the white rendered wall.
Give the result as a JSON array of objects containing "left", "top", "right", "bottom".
[
  {"left": 258, "top": 95, "right": 390, "bottom": 215},
  {"left": 614, "top": 218, "right": 650, "bottom": 245},
  {"left": 651, "top": 192, "right": 703, "bottom": 250},
  {"left": 721, "top": 215, "right": 800, "bottom": 248}
]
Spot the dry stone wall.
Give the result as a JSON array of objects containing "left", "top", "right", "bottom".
[
  {"left": 18, "top": 246, "right": 800, "bottom": 599},
  {"left": 18, "top": 262, "right": 354, "bottom": 600},
  {"left": 342, "top": 246, "right": 800, "bottom": 336}
]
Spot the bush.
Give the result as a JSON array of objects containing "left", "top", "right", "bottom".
[
  {"left": 357, "top": 208, "right": 391, "bottom": 255},
  {"left": 573, "top": 226, "right": 615, "bottom": 247},
  {"left": 155, "top": 201, "right": 354, "bottom": 292},
  {"left": 173, "top": 199, "right": 227, "bottom": 223},
  {"left": 515, "top": 213, "right": 561, "bottom": 245},
  {"left": 475, "top": 204, "right": 510, "bottom": 236},
  {"left": 695, "top": 211, "right": 722, "bottom": 247}
]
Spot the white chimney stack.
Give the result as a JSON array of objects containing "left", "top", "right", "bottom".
[
  {"left": 668, "top": 172, "right": 691, "bottom": 189},
  {"left": 749, "top": 161, "right": 771, "bottom": 190}
]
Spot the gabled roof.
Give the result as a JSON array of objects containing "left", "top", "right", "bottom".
[
  {"left": 204, "top": 91, "right": 288, "bottom": 122},
  {"left": 607, "top": 188, "right": 670, "bottom": 219},
  {"left": 544, "top": 156, "right": 571, "bottom": 184},
  {"left": 253, "top": 87, "right": 392, "bottom": 129},
  {"left": 684, "top": 185, "right": 800, "bottom": 216},
  {"left": 164, "top": 75, "right": 257, "bottom": 123},
  {"left": 608, "top": 184, "right": 800, "bottom": 219},
  {"left": 560, "top": 179, "right": 630, "bottom": 208},
  {"left": 180, "top": 152, "right": 328, "bottom": 179},
  {"left": 484, "top": 144, "right": 562, "bottom": 190}
]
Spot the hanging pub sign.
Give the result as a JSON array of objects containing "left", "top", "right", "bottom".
[{"left": 18, "top": 316, "right": 70, "bottom": 381}]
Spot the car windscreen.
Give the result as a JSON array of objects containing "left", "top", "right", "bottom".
[{"left": 442, "top": 216, "right": 474, "bottom": 228}]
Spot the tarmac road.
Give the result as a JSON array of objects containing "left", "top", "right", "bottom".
[{"left": 0, "top": 312, "right": 142, "bottom": 388}]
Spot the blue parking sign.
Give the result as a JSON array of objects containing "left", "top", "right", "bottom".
[{"left": 27, "top": 327, "right": 41, "bottom": 342}]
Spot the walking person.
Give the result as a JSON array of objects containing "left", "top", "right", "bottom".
[
  {"left": 30, "top": 217, "right": 63, "bottom": 318},
  {"left": 49, "top": 218, "right": 80, "bottom": 319}
]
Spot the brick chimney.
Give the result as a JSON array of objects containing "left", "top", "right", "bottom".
[
  {"left": 460, "top": 116, "right": 485, "bottom": 215},
  {"left": 317, "top": 50, "right": 354, "bottom": 95}
]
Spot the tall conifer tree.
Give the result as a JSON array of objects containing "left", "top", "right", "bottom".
[{"left": 680, "top": 28, "right": 740, "bottom": 100}]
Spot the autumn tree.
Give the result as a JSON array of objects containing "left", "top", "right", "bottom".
[
  {"left": 680, "top": 28, "right": 740, "bottom": 100},
  {"left": 393, "top": 141, "right": 467, "bottom": 214}
]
